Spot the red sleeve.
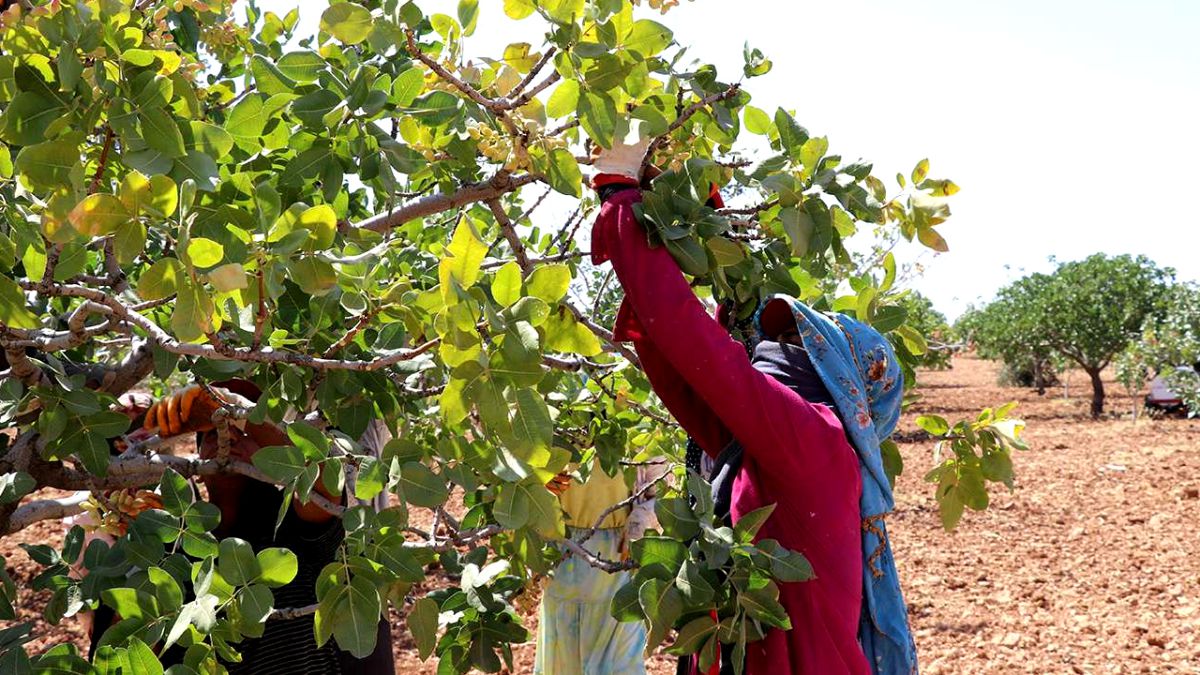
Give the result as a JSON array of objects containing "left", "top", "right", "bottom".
[
  {"left": 635, "top": 338, "right": 731, "bottom": 457},
  {"left": 591, "top": 190, "right": 849, "bottom": 470}
]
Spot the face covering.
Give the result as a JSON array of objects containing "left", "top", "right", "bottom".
[{"left": 750, "top": 340, "right": 837, "bottom": 408}]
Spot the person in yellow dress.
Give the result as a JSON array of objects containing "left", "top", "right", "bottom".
[{"left": 534, "top": 464, "right": 659, "bottom": 675}]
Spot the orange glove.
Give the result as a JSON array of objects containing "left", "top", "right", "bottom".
[
  {"left": 142, "top": 385, "right": 243, "bottom": 438},
  {"left": 545, "top": 472, "right": 573, "bottom": 497}
]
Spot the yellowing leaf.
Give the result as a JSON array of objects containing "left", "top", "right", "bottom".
[
  {"left": 623, "top": 19, "right": 673, "bottom": 57},
  {"left": 546, "top": 80, "right": 580, "bottom": 119},
  {"left": 186, "top": 238, "right": 224, "bottom": 268},
  {"left": 503, "top": 0, "right": 536, "bottom": 20},
  {"left": 441, "top": 217, "right": 487, "bottom": 289},
  {"left": 743, "top": 105, "right": 772, "bottom": 135},
  {"left": 917, "top": 225, "right": 949, "bottom": 253},
  {"left": 911, "top": 158, "right": 930, "bottom": 185},
  {"left": 543, "top": 311, "right": 601, "bottom": 356},
  {"left": 503, "top": 43, "right": 538, "bottom": 73},
  {"left": 298, "top": 204, "right": 337, "bottom": 249},
  {"left": 492, "top": 261, "right": 522, "bottom": 307},
  {"left": 209, "top": 263, "right": 247, "bottom": 292},
  {"left": 525, "top": 264, "right": 571, "bottom": 303},
  {"left": 69, "top": 194, "right": 129, "bottom": 237}
]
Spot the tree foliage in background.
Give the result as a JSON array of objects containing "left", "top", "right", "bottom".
[
  {"left": 0, "top": 0, "right": 1023, "bottom": 672},
  {"left": 898, "top": 291, "right": 953, "bottom": 371},
  {"left": 967, "top": 254, "right": 1171, "bottom": 417},
  {"left": 1117, "top": 282, "right": 1200, "bottom": 416}
]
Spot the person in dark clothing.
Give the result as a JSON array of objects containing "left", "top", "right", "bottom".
[{"left": 84, "top": 381, "right": 393, "bottom": 674}]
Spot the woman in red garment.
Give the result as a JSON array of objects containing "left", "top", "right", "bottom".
[{"left": 589, "top": 139, "right": 874, "bottom": 674}]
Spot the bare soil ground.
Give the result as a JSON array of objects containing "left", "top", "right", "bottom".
[{"left": 4, "top": 354, "right": 1198, "bottom": 673}]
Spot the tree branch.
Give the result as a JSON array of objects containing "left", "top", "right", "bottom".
[
  {"left": 641, "top": 84, "right": 742, "bottom": 175},
  {"left": 5, "top": 492, "right": 89, "bottom": 534},
  {"left": 574, "top": 467, "right": 671, "bottom": 547},
  {"left": 352, "top": 173, "right": 540, "bottom": 234}
]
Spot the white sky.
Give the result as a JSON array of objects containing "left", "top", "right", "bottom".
[{"left": 258, "top": 0, "right": 1200, "bottom": 320}]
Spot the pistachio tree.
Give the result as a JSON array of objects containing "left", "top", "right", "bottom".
[{"left": 0, "top": 1, "right": 1024, "bottom": 672}]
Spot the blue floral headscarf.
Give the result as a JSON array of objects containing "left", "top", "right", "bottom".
[{"left": 755, "top": 294, "right": 919, "bottom": 675}]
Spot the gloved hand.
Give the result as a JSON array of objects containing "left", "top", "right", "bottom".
[
  {"left": 545, "top": 472, "right": 573, "bottom": 497},
  {"left": 142, "top": 384, "right": 248, "bottom": 438},
  {"left": 591, "top": 120, "right": 653, "bottom": 183}
]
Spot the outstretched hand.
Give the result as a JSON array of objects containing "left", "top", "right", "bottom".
[{"left": 142, "top": 384, "right": 249, "bottom": 438}]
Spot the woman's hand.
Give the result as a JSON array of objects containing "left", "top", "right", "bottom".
[
  {"left": 143, "top": 385, "right": 249, "bottom": 438},
  {"left": 545, "top": 472, "right": 573, "bottom": 496}
]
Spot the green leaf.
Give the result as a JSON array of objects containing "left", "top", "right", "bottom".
[
  {"left": 544, "top": 147, "right": 582, "bottom": 197},
  {"left": 399, "top": 461, "right": 449, "bottom": 508},
  {"left": 492, "top": 481, "right": 531, "bottom": 529},
  {"left": 185, "top": 238, "right": 224, "bottom": 268},
  {"left": 756, "top": 539, "right": 814, "bottom": 582},
  {"left": 139, "top": 108, "right": 186, "bottom": 158},
  {"left": 288, "top": 257, "right": 337, "bottom": 295},
  {"left": 138, "top": 258, "right": 183, "bottom": 301},
  {"left": 525, "top": 264, "right": 570, "bottom": 303},
  {"left": 292, "top": 89, "right": 341, "bottom": 126},
  {"left": 101, "top": 588, "right": 158, "bottom": 621},
  {"left": 546, "top": 80, "right": 580, "bottom": 118},
  {"left": 624, "top": 20, "right": 673, "bottom": 57},
  {"left": 578, "top": 92, "right": 617, "bottom": 148},
  {"left": 147, "top": 567, "right": 183, "bottom": 613},
  {"left": 238, "top": 583, "right": 274, "bottom": 625},
  {"left": 541, "top": 0, "right": 584, "bottom": 23},
  {"left": 610, "top": 580, "right": 643, "bottom": 622},
  {"left": 14, "top": 139, "right": 78, "bottom": 190},
  {"left": 675, "top": 560, "right": 714, "bottom": 607},
  {"left": 407, "top": 91, "right": 460, "bottom": 125},
  {"left": 457, "top": 0, "right": 480, "bottom": 36},
  {"left": 277, "top": 51, "right": 326, "bottom": 83},
  {"left": 0, "top": 144, "right": 10, "bottom": 178},
  {"left": 896, "top": 324, "right": 928, "bottom": 355},
  {"left": 408, "top": 597, "right": 439, "bottom": 660},
  {"left": 125, "top": 639, "right": 164, "bottom": 675},
  {"left": 670, "top": 616, "right": 719, "bottom": 655},
  {"left": 706, "top": 236, "right": 745, "bottom": 266},
  {"left": 632, "top": 536, "right": 687, "bottom": 581},
  {"left": 287, "top": 422, "right": 330, "bottom": 460},
  {"left": 0, "top": 276, "right": 38, "bottom": 329},
  {"left": 1, "top": 92, "right": 61, "bottom": 146},
  {"left": 916, "top": 414, "right": 949, "bottom": 436},
  {"left": 252, "top": 445, "right": 307, "bottom": 483},
  {"left": 158, "top": 468, "right": 192, "bottom": 516},
  {"left": 391, "top": 68, "right": 424, "bottom": 107},
  {"left": 217, "top": 537, "right": 260, "bottom": 586},
  {"left": 333, "top": 575, "right": 382, "bottom": 658},
  {"left": 354, "top": 457, "right": 386, "bottom": 502},
  {"left": 664, "top": 236, "right": 709, "bottom": 276},
  {"left": 739, "top": 584, "right": 790, "bottom": 630},
  {"left": 743, "top": 105, "right": 772, "bottom": 136},
  {"left": 186, "top": 122, "right": 233, "bottom": 159},
  {"left": 733, "top": 503, "right": 775, "bottom": 542},
  {"left": 774, "top": 108, "right": 809, "bottom": 158},
  {"left": 321, "top": 3, "right": 374, "bottom": 45},
  {"left": 251, "top": 55, "right": 296, "bottom": 95}
]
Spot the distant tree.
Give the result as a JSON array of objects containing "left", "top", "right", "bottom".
[
  {"left": 964, "top": 274, "right": 1060, "bottom": 393},
  {"left": 972, "top": 255, "right": 1171, "bottom": 417},
  {"left": 900, "top": 291, "right": 954, "bottom": 370},
  {"left": 1118, "top": 282, "right": 1200, "bottom": 415}
]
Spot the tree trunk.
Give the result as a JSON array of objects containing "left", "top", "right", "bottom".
[{"left": 1086, "top": 367, "right": 1105, "bottom": 419}]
